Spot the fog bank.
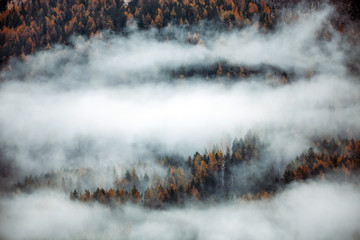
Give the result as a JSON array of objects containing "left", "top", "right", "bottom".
[
  {"left": 0, "top": 5, "right": 359, "bottom": 180},
  {"left": 1, "top": 181, "right": 359, "bottom": 239}
]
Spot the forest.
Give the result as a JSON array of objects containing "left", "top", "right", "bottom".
[
  {"left": 1, "top": 0, "right": 360, "bottom": 239},
  {"left": 0, "top": 0, "right": 276, "bottom": 66},
  {"left": 10, "top": 135, "right": 360, "bottom": 209},
  {"left": 1, "top": 0, "right": 359, "bottom": 76}
]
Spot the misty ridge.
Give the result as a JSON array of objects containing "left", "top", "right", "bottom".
[
  {"left": 0, "top": 1, "right": 360, "bottom": 239},
  {"left": 0, "top": 4, "right": 350, "bottom": 85}
]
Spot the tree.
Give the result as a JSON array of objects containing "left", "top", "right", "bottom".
[
  {"left": 144, "top": 188, "right": 152, "bottom": 208},
  {"left": 355, "top": 140, "right": 360, "bottom": 157},
  {"left": 142, "top": 13, "right": 153, "bottom": 28},
  {"left": 248, "top": 2, "right": 258, "bottom": 14},
  {"left": 170, "top": 7, "right": 176, "bottom": 19},
  {"left": 107, "top": 188, "right": 114, "bottom": 199},
  {"left": 131, "top": 185, "right": 141, "bottom": 203},
  {"left": 216, "top": 64, "right": 223, "bottom": 76},
  {"left": 191, "top": 186, "right": 200, "bottom": 200},
  {"left": 125, "top": 170, "right": 131, "bottom": 182},
  {"left": 196, "top": 160, "right": 208, "bottom": 183},
  {"left": 131, "top": 167, "right": 140, "bottom": 187},
  {"left": 70, "top": 189, "right": 79, "bottom": 200},
  {"left": 208, "top": 152, "right": 218, "bottom": 174},
  {"left": 155, "top": 8, "right": 164, "bottom": 28},
  {"left": 174, "top": 167, "right": 187, "bottom": 187},
  {"left": 261, "top": 191, "right": 269, "bottom": 200}
]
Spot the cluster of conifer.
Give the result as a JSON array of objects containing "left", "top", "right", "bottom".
[
  {"left": 69, "top": 134, "right": 279, "bottom": 208},
  {"left": 0, "top": 0, "right": 276, "bottom": 66},
  {"left": 282, "top": 138, "right": 360, "bottom": 183},
  {"left": 11, "top": 135, "right": 360, "bottom": 209}
]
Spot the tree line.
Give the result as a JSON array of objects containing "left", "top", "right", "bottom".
[
  {"left": 0, "top": 0, "right": 276, "bottom": 66},
  {"left": 10, "top": 135, "right": 360, "bottom": 208},
  {"left": 282, "top": 138, "right": 360, "bottom": 183}
]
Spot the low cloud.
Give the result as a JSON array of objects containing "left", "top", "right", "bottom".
[
  {"left": 1, "top": 181, "right": 359, "bottom": 239},
  {"left": 0, "top": 3, "right": 358, "bottom": 189},
  {"left": 0, "top": 5, "right": 359, "bottom": 238},
  {"left": 0, "top": 76, "right": 358, "bottom": 176}
]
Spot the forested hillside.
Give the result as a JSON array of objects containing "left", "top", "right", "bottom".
[
  {"left": 0, "top": 0, "right": 276, "bottom": 66},
  {"left": 1, "top": 0, "right": 360, "bottom": 239},
  {"left": 9, "top": 135, "right": 360, "bottom": 209}
]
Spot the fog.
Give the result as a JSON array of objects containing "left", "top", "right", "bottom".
[
  {"left": 0, "top": 76, "right": 359, "bottom": 175},
  {"left": 1, "top": 181, "right": 360, "bottom": 239},
  {"left": 0, "top": 2, "right": 359, "bottom": 238},
  {"left": 0, "top": 5, "right": 359, "bottom": 179},
  {"left": 2, "top": 6, "right": 345, "bottom": 85}
]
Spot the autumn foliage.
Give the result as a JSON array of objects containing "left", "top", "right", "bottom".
[
  {"left": 0, "top": 0, "right": 275, "bottom": 66},
  {"left": 11, "top": 134, "right": 359, "bottom": 209}
]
